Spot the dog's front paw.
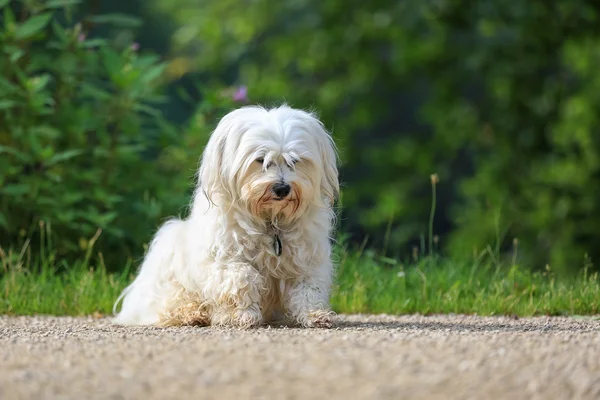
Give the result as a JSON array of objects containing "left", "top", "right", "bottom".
[
  {"left": 299, "top": 309, "right": 336, "bottom": 328},
  {"left": 212, "top": 304, "right": 263, "bottom": 328},
  {"left": 233, "top": 306, "right": 263, "bottom": 329}
]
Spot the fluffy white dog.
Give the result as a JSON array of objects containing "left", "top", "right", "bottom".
[{"left": 113, "top": 105, "right": 339, "bottom": 328}]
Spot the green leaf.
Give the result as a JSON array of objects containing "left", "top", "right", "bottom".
[
  {"left": 140, "top": 64, "right": 167, "bottom": 85},
  {"left": 30, "top": 125, "right": 60, "bottom": 139},
  {"left": 8, "top": 48, "right": 24, "bottom": 62},
  {"left": 134, "top": 55, "right": 161, "bottom": 69},
  {"left": 133, "top": 103, "right": 163, "bottom": 118},
  {"left": 44, "top": 0, "right": 81, "bottom": 8},
  {"left": 3, "top": 6, "right": 16, "bottom": 31},
  {"left": 81, "top": 38, "right": 108, "bottom": 48},
  {"left": 45, "top": 149, "right": 84, "bottom": 166},
  {"left": 50, "top": 20, "right": 68, "bottom": 41},
  {"left": 0, "top": 76, "right": 19, "bottom": 92},
  {"left": 0, "top": 100, "right": 16, "bottom": 110},
  {"left": 28, "top": 74, "right": 52, "bottom": 92},
  {"left": 0, "top": 145, "right": 32, "bottom": 162},
  {"left": 100, "top": 47, "right": 122, "bottom": 78},
  {"left": 0, "top": 0, "right": 11, "bottom": 9},
  {"left": 83, "top": 211, "right": 118, "bottom": 227},
  {"left": 0, "top": 184, "right": 30, "bottom": 196},
  {"left": 15, "top": 13, "right": 53, "bottom": 39},
  {"left": 0, "top": 212, "right": 7, "bottom": 229},
  {"left": 88, "top": 13, "right": 142, "bottom": 28},
  {"left": 378, "top": 256, "right": 398, "bottom": 266},
  {"left": 80, "top": 82, "right": 112, "bottom": 100},
  {"left": 115, "top": 144, "right": 146, "bottom": 155}
]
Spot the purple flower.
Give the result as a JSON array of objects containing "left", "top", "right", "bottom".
[
  {"left": 232, "top": 85, "right": 248, "bottom": 102},
  {"left": 78, "top": 33, "right": 86, "bottom": 42},
  {"left": 131, "top": 42, "right": 140, "bottom": 51}
]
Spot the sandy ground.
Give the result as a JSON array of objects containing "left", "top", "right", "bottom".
[{"left": 1, "top": 314, "right": 599, "bottom": 400}]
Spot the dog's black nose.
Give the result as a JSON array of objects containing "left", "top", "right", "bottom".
[{"left": 272, "top": 182, "right": 291, "bottom": 198}]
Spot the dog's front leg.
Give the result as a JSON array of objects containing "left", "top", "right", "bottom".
[
  {"left": 283, "top": 262, "right": 335, "bottom": 328},
  {"left": 208, "top": 262, "right": 265, "bottom": 328}
]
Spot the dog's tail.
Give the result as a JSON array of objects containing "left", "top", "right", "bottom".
[{"left": 112, "top": 219, "right": 185, "bottom": 325}]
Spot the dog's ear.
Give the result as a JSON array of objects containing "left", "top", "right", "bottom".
[
  {"left": 320, "top": 131, "right": 340, "bottom": 206},
  {"left": 198, "top": 115, "right": 232, "bottom": 204},
  {"left": 309, "top": 114, "right": 339, "bottom": 206}
]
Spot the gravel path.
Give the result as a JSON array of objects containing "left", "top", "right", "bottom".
[{"left": 1, "top": 314, "right": 599, "bottom": 400}]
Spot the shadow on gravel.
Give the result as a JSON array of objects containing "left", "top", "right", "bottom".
[{"left": 333, "top": 319, "right": 598, "bottom": 333}]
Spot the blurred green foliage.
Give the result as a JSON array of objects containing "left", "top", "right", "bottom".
[
  {"left": 155, "top": 0, "right": 600, "bottom": 271},
  {"left": 2, "top": 0, "right": 600, "bottom": 273},
  {"left": 0, "top": 0, "right": 224, "bottom": 263}
]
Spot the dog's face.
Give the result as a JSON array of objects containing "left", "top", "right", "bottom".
[{"left": 199, "top": 106, "right": 339, "bottom": 223}]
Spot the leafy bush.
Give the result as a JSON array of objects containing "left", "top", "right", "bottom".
[
  {"left": 4, "top": 0, "right": 600, "bottom": 273},
  {"left": 0, "top": 0, "right": 196, "bottom": 263},
  {"left": 154, "top": 0, "right": 600, "bottom": 271}
]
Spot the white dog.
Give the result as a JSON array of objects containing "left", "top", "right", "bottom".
[{"left": 113, "top": 105, "right": 339, "bottom": 328}]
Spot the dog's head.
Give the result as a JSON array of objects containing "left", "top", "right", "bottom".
[{"left": 199, "top": 105, "right": 339, "bottom": 222}]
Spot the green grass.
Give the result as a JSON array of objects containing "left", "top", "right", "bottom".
[
  {"left": 2, "top": 237, "right": 599, "bottom": 317},
  {"left": 1, "top": 231, "right": 132, "bottom": 316},
  {"left": 332, "top": 247, "right": 600, "bottom": 316}
]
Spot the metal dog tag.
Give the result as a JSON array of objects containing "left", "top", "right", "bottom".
[{"left": 274, "top": 234, "right": 282, "bottom": 256}]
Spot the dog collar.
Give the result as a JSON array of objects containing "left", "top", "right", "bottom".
[{"left": 274, "top": 234, "right": 282, "bottom": 256}]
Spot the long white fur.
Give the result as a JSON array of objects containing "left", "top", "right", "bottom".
[{"left": 113, "top": 105, "right": 339, "bottom": 328}]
